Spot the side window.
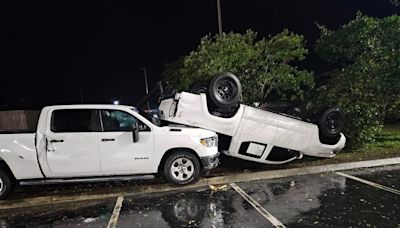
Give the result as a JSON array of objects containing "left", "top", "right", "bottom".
[
  {"left": 100, "top": 110, "right": 150, "bottom": 132},
  {"left": 51, "top": 109, "right": 101, "bottom": 133}
]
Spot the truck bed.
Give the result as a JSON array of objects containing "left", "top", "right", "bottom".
[{"left": 0, "top": 133, "right": 44, "bottom": 179}]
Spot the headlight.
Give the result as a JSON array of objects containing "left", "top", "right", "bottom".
[{"left": 200, "top": 136, "right": 218, "bottom": 147}]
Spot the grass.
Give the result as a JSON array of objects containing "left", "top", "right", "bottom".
[
  {"left": 363, "top": 124, "right": 400, "bottom": 150},
  {"left": 214, "top": 123, "right": 400, "bottom": 175}
]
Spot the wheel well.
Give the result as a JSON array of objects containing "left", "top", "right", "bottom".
[
  {"left": 0, "top": 159, "right": 16, "bottom": 182},
  {"left": 158, "top": 148, "right": 203, "bottom": 173}
]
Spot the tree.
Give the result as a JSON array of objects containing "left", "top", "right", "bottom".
[
  {"left": 162, "top": 30, "right": 314, "bottom": 105},
  {"left": 314, "top": 13, "right": 400, "bottom": 147}
]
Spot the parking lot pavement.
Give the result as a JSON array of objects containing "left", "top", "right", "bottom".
[
  {"left": 236, "top": 170, "right": 400, "bottom": 227},
  {"left": 0, "top": 199, "right": 116, "bottom": 227},
  {"left": 0, "top": 165, "right": 399, "bottom": 228},
  {"left": 343, "top": 165, "right": 400, "bottom": 190},
  {"left": 117, "top": 187, "right": 273, "bottom": 228},
  {"left": 0, "top": 188, "right": 273, "bottom": 228}
]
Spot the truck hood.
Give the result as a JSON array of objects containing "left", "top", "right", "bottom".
[{"left": 162, "top": 125, "right": 217, "bottom": 138}]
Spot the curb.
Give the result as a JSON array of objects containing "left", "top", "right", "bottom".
[{"left": 1, "top": 157, "right": 400, "bottom": 211}]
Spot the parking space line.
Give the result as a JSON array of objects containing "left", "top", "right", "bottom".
[
  {"left": 336, "top": 172, "right": 400, "bottom": 195},
  {"left": 230, "top": 183, "right": 286, "bottom": 228},
  {"left": 107, "top": 196, "right": 124, "bottom": 228}
]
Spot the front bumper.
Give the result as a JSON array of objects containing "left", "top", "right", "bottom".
[{"left": 200, "top": 152, "right": 220, "bottom": 170}]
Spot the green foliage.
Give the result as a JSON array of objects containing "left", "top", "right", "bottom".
[
  {"left": 162, "top": 30, "right": 314, "bottom": 104},
  {"left": 364, "top": 124, "right": 400, "bottom": 150},
  {"left": 386, "top": 99, "right": 400, "bottom": 122},
  {"left": 315, "top": 13, "right": 400, "bottom": 148}
]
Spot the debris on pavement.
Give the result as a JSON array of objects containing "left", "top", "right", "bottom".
[{"left": 209, "top": 184, "right": 229, "bottom": 192}]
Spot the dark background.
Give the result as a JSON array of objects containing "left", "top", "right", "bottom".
[{"left": 0, "top": 0, "right": 398, "bottom": 110}]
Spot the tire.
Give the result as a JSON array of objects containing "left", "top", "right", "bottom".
[
  {"left": 318, "top": 107, "right": 345, "bottom": 138},
  {"left": 164, "top": 150, "right": 201, "bottom": 185},
  {"left": 208, "top": 72, "right": 241, "bottom": 110},
  {"left": 189, "top": 82, "right": 208, "bottom": 94},
  {"left": 0, "top": 169, "right": 13, "bottom": 200}
]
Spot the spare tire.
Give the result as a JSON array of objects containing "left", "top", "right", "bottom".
[
  {"left": 318, "top": 107, "right": 345, "bottom": 138},
  {"left": 208, "top": 72, "right": 242, "bottom": 109},
  {"left": 188, "top": 82, "right": 208, "bottom": 94}
]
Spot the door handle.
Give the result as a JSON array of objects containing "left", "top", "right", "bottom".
[
  {"left": 101, "top": 138, "right": 115, "bottom": 142},
  {"left": 50, "top": 139, "right": 64, "bottom": 143}
]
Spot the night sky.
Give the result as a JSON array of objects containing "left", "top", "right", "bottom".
[{"left": 0, "top": 0, "right": 398, "bottom": 110}]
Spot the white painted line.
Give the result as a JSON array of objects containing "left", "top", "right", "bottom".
[
  {"left": 230, "top": 183, "right": 286, "bottom": 228},
  {"left": 107, "top": 196, "right": 124, "bottom": 228},
  {"left": 336, "top": 172, "right": 400, "bottom": 195}
]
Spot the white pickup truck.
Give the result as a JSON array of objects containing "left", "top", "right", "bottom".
[
  {"left": 159, "top": 92, "right": 346, "bottom": 165},
  {"left": 0, "top": 105, "right": 219, "bottom": 199},
  {"left": 158, "top": 73, "right": 346, "bottom": 165}
]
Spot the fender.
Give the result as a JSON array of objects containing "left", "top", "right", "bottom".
[{"left": 0, "top": 158, "right": 16, "bottom": 180}]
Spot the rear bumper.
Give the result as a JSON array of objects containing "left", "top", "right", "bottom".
[
  {"left": 303, "top": 133, "right": 346, "bottom": 158},
  {"left": 200, "top": 152, "right": 220, "bottom": 170}
]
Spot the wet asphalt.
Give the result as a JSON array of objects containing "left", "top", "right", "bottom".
[{"left": 0, "top": 165, "right": 399, "bottom": 228}]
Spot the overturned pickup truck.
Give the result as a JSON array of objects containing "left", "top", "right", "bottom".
[{"left": 158, "top": 73, "right": 346, "bottom": 165}]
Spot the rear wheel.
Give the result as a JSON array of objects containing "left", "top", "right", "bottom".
[
  {"left": 164, "top": 151, "right": 201, "bottom": 185},
  {"left": 208, "top": 72, "right": 241, "bottom": 110},
  {"left": 318, "top": 107, "right": 345, "bottom": 138},
  {"left": 0, "top": 169, "right": 13, "bottom": 200}
]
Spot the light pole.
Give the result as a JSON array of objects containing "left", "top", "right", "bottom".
[
  {"left": 217, "top": 0, "right": 223, "bottom": 36},
  {"left": 140, "top": 68, "right": 150, "bottom": 111}
]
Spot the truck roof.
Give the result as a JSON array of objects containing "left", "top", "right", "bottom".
[{"left": 43, "top": 104, "right": 136, "bottom": 110}]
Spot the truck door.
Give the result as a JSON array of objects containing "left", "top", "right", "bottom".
[
  {"left": 98, "top": 110, "right": 154, "bottom": 174},
  {"left": 45, "top": 109, "right": 102, "bottom": 176}
]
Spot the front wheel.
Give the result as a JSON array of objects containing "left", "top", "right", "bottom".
[
  {"left": 164, "top": 151, "right": 201, "bottom": 185},
  {"left": 0, "top": 169, "right": 13, "bottom": 200},
  {"left": 208, "top": 72, "right": 242, "bottom": 110}
]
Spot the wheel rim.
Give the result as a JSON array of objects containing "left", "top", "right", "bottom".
[
  {"left": 170, "top": 158, "right": 195, "bottom": 181},
  {"left": 216, "top": 79, "right": 235, "bottom": 103},
  {"left": 325, "top": 112, "right": 341, "bottom": 134},
  {"left": 0, "top": 177, "right": 3, "bottom": 193}
]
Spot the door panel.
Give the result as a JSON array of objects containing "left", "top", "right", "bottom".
[
  {"left": 45, "top": 109, "right": 101, "bottom": 176},
  {"left": 99, "top": 110, "right": 154, "bottom": 174},
  {"left": 46, "top": 133, "right": 101, "bottom": 175},
  {"left": 99, "top": 131, "right": 154, "bottom": 173}
]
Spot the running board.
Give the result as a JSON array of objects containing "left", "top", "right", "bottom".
[{"left": 19, "top": 175, "right": 155, "bottom": 186}]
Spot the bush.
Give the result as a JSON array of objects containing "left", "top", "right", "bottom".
[
  {"left": 163, "top": 30, "right": 314, "bottom": 105},
  {"left": 314, "top": 13, "right": 400, "bottom": 148}
]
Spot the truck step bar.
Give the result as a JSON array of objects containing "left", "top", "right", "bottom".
[{"left": 19, "top": 175, "right": 155, "bottom": 186}]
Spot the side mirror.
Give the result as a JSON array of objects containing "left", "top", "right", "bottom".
[{"left": 132, "top": 123, "right": 139, "bottom": 143}]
